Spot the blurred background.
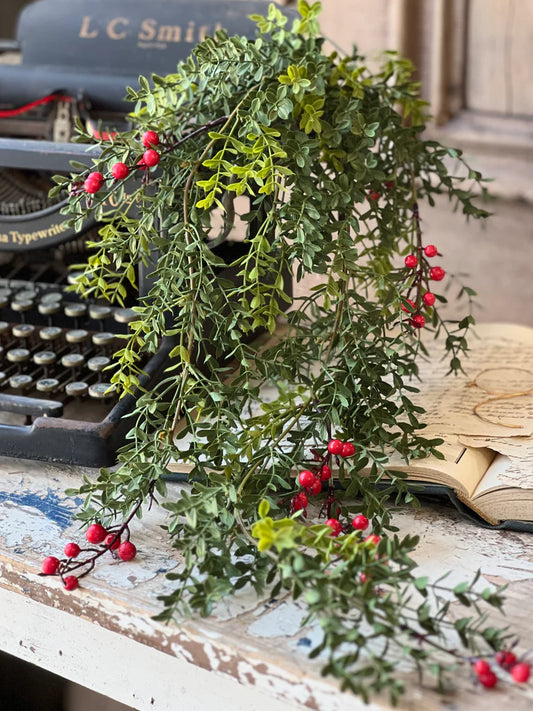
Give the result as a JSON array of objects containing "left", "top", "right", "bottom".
[{"left": 0, "top": 1, "right": 531, "bottom": 709}]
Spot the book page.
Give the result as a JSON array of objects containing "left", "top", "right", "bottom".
[
  {"left": 460, "top": 434, "right": 533, "bottom": 489},
  {"left": 469, "top": 454, "right": 519, "bottom": 498},
  {"left": 411, "top": 324, "right": 533, "bottom": 437},
  {"left": 386, "top": 437, "right": 495, "bottom": 498}
]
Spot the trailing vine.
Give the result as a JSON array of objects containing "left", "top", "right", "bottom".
[{"left": 41, "top": 1, "right": 531, "bottom": 702}]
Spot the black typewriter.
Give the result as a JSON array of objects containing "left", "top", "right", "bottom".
[{"left": 0, "top": 0, "right": 289, "bottom": 466}]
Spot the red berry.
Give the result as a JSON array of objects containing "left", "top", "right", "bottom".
[
  {"left": 117, "top": 541, "right": 137, "bottom": 561},
  {"left": 85, "top": 523, "right": 107, "bottom": 544},
  {"left": 298, "top": 470, "right": 316, "bottom": 489},
  {"left": 104, "top": 533, "right": 121, "bottom": 550},
  {"left": 41, "top": 556, "right": 60, "bottom": 575},
  {"left": 384, "top": 180, "right": 394, "bottom": 189},
  {"left": 365, "top": 534, "right": 381, "bottom": 545},
  {"left": 511, "top": 662, "right": 530, "bottom": 683},
  {"left": 424, "top": 244, "right": 438, "bottom": 257},
  {"left": 340, "top": 442, "right": 356, "bottom": 458},
  {"left": 360, "top": 572, "right": 368, "bottom": 583},
  {"left": 325, "top": 518, "right": 343, "bottom": 536},
  {"left": 63, "top": 575, "right": 79, "bottom": 591},
  {"left": 292, "top": 492, "right": 308, "bottom": 511},
  {"left": 136, "top": 158, "right": 148, "bottom": 170},
  {"left": 352, "top": 514, "right": 369, "bottom": 531},
  {"left": 496, "top": 650, "right": 517, "bottom": 669},
  {"left": 64, "top": 542, "right": 80, "bottom": 558},
  {"left": 473, "top": 659, "right": 491, "bottom": 676},
  {"left": 429, "top": 266, "right": 445, "bottom": 281},
  {"left": 111, "top": 162, "right": 129, "bottom": 180},
  {"left": 404, "top": 254, "right": 418, "bottom": 269},
  {"left": 142, "top": 149, "right": 160, "bottom": 167},
  {"left": 87, "top": 171, "right": 103, "bottom": 184},
  {"left": 477, "top": 670, "right": 498, "bottom": 688},
  {"left": 308, "top": 479, "right": 322, "bottom": 496},
  {"left": 142, "top": 130, "right": 160, "bottom": 148},
  {"left": 320, "top": 464, "right": 332, "bottom": 481},
  {"left": 401, "top": 298, "right": 416, "bottom": 313},
  {"left": 368, "top": 191, "right": 380, "bottom": 201},
  {"left": 83, "top": 172, "right": 104, "bottom": 194},
  {"left": 422, "top": 292, "right": 436, "bottom": 307},
  {"left": 328, "top": 439, "right": 343, "bottom": 455},
  {"left": 411, "top": 314, "right": 426, "bottom": 329}
]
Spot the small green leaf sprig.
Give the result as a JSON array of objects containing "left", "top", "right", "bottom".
[{"left": 49, "top": 1, "right": 529, "bottom": 703}]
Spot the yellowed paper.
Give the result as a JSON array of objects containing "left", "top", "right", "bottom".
[
  {"left": 459, "top": 434, "right": 533, "bottom": 489},
  {"left": 412, "top": 324, "right": 533, "bottom": 437}
]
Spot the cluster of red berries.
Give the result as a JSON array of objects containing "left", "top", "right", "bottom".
[
  {"left": 472, "top": 650, "right": 531, "bottom": 688},
  {"left": 40, "top": 522, "right": 137, "bottom": 591},
  {"left": 401, "top": 243, "right": 445, "bottom": 329},
  {"left": 290, "top": 438, "right": 378, "bottom": 546},
  {"left": 292, "top": 438, "right": 356, "bottom": 511},
  {"left": 82, "top": 130, "right": 161, "bottom": 195}
]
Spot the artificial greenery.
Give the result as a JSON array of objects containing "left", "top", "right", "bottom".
[{"left": 54, "top": 1, "right": 515, "bottom": 703}]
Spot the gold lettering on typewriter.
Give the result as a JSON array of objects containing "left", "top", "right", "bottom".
[
  {"left": 79, "top": 16, "right": 227, "bottom": 47},
  {"left": 157, "top": 25, "right": 182, "bottom": 43},
  {"left": 136, "top": 21, "right": 224, "bottom": 47},
  {"left": 185, "top": 22, "right": 195, "bottom": 43},
  {"left": 107, "top": 18, "right": 129, "bottom": 40},
  {"left": 79, "top": 16, "right": 99, "bottom": 39},
  {"left": 138, "top": 19, "right": 157, "bottom": 42},
  {"left": 6, "top": 222, "right": 69, "bottom": 246}
]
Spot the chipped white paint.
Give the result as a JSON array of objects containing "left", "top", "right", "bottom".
[
  {"left": 0, "top": 502, "right": 63, "bottom": 551},
  {"left": 392, "top": 508, "right": 533, "bottom": 586},
  {"left": 0, "top": 457, "right": 533, "bottom": 710},
  {"left": 247, "top": 601, "right": 307, "bottom": 638}
]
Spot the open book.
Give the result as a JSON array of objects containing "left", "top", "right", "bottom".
[
  {"left": 381, "top": 438, "right": 533, "bottom": 530},
  {"left": 384, "top": 323, "right": 533, "bottom": 530},
  {"left": 167, "top": 323, "right": 533, "bottom": 531}
]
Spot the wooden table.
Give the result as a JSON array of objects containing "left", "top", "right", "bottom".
[{"left": 0, "top": 455, "right": 532, "bottom": 711}]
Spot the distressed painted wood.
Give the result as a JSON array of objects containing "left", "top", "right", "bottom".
[{"left": 0, "top": 455, "right": 532, "bottom": 710}]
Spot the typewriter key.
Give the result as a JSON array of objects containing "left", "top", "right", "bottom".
[
  {"left": 65, "top": 381, "right": 89, "bottom": 398},
  {"left": 67, "top": 272, "right": 85, "bottom": 286},
  {"left": 61, "top": 353, "right": 85, "bottom": 369},
  {"left": 0, "top": 371, "right": 6, "bottom": 386},
  {"left": 7, "top": 348, "right": 30, "bottom": 363},
  {"left": 89, "top": 382, "right": 117, "bottom": 399},
  {"left": 88, "top": 356, "right": 111, "bottom": 373},
  {"left": 40, "top": 292, "right": 63, "bottom": 305},
  {"left": 11, "top": 299, "right": 33, "bottom": 313},
  {"left": 9, "top": 374, "right": 33, "bottom": 390},
  {"left": 38, "top": 301, "right": 62, "bottom": 317},
  {"left": 114, "top": 308, "right": 137, "bottom": 324},
  {"left": 65, "top": 329, "right": 89, "bottom": 345},
  {"left": 36, "top": 378, "right": 60, "bottom": 393},
  {"left": 12, "top": 324, "right": 35, "bottom": 339},
  {"left": 14, "top": 290, "right": 37, "bottom": 302},
  {"left": 92, "top": 332, "right": 115, "bottom": 347},
  {"left": 33, "top": 351, "right": 57, "bottom": 366},
  {"left": 0, "top": 321, "right": 9, "bottom": 333},
  {"left": 89, "top": 305, "right": 113, "bottom": 321},
  {"left": 0, "top": 295, "right": 7, "bottom": 309},
  {"left": 64, "top": 303, "right": 87, "bottom": 319},
  {"left": 39, "top": 326, "right": 62, "bottom": 342}
]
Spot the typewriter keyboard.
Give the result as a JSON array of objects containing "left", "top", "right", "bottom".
[{"left": 0, "top": 277, "right": 137, "bottom": 425}]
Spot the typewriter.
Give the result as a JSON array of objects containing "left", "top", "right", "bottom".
[{"left": 0, "top": 0, "right": 290, "bottom": 466}]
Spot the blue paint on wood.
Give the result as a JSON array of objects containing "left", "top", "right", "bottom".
[{"left": 0, "top": 488, "right": 79, "bottom": 530}]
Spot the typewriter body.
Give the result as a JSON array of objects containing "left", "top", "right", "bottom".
[{"left": 0, "top": 0, "right": 286, "bottom": 466}]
